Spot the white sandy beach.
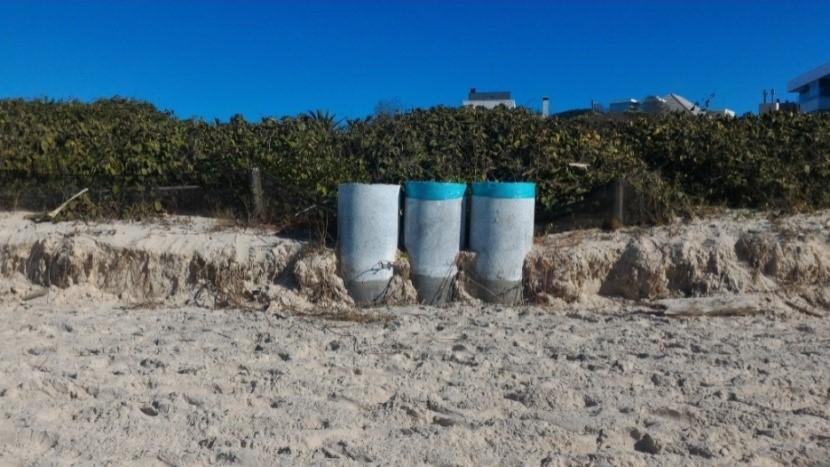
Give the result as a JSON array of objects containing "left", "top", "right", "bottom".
[
  {"left": 0, "top": 299, "right": 828, "bottom": 466},
  {"left": 0, "top": 211, "right": 828, "bottom": 465}
]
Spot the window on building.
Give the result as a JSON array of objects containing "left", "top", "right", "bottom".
[
  {"left": 799, "top": 87, "right": 811, "bottom": 105},
  {"left": 820, "top": 78, "right": 830, "bottom": 97}
]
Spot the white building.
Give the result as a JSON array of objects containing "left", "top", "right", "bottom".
[
  {"left": 462, "top": 88, "right": 516, "bottom": 109},
  {"left": 759, "top": 101, "right": 798, "bottom": 115},
  {"left": 608, "top": 93, "right": 735, "bottom": 117},
  {"left": 661, "top": 93, "right": 704, "bottom": 114},
  {"left": 787, "top": 62, "right": 830, "bottom": 113},
  {"left": 608, "top": 98, "right": 640, "bottom": 113}
]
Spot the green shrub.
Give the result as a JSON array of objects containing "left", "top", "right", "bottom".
[{"left": 1, "top": 98, "right": 829, "bottom": 232}]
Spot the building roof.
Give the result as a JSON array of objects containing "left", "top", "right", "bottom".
[
  {"left": 787, "top": 62, "right": 830, "bottom": 92},
  {"left": 468, "top": 89, "right": 512, "bottom": 101},
  {"left": 663, "top": 93, "right": 702, "bottom": 114}
]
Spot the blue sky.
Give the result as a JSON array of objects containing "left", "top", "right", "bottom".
[{"left": 1, "top": 1, "right": 828, "bottom": 120}]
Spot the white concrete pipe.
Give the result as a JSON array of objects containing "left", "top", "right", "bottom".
[
  {"left": 337, "top": 183, "right": 401, "bottom": 305},
  {"left": 403, "top": 181, "right": 467, "bottom": 305},
  {"left": 469, "top": 182, "right": 536, "bottom": 304}
]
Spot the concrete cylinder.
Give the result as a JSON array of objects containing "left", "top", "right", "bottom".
[
  {"left": 403, "top": 181, "right": 467, "bottom": 305},
  {"left": 337, "top": 183, "right": 401, "bottom": 305},
  {"left": 469, "top": 182, "right": 536, "bottom": 304}
]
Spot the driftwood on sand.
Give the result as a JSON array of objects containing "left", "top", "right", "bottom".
[
  {"left": 24, "top": 188, "right": 89, "bottom": 223},
  {"left": 643, "top": 295, "right": 768, "bottom": 317}
]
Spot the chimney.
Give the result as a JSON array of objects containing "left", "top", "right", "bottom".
[{"left": 541, "top": 96, "right": 550, "bottom": 117}]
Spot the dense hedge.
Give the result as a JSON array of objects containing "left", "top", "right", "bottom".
[{"left": 1, "top": 98, "right": 829, "bottom": 230}]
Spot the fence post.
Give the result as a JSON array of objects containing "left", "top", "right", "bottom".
[
  {"left": 250, "top": 167, "right": 264, "bottom": 221},
  {"left": 612, "top": 178, "right": 624, "bottom": 226}
]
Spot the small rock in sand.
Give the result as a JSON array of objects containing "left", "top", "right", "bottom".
[{"left": 634, "top": 433, "right": 662, "bottom": 455}]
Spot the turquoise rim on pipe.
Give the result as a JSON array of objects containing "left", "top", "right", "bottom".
[
  {"left": 405, "top": 181, "right": 467, "bottom": 200},
  {"left": 471, "top": 182, "right": 536, "bottom": 199}
]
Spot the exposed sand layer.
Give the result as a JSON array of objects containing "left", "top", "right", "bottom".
[
  {"left": 525, "top": 211, "right": 830, "bottom": 307},
  {"left": 0, "top": 212, "right": 419, "bottom": 310},
  {"left": 1, "top": 210, "right": 829, "bottom": 311},
  {"left": 0, "top": 300, "right": 828, "bottom": 466},
  {"left": 0, "top": 213, "right": 302, "bottom": 308}
]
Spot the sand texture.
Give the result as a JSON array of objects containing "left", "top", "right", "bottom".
[
  {"left": 0, "top": 301, "right": 828, "bottom": 466},
  {"left": 0, "top": 210, "right": 828, "bottom": 465}
]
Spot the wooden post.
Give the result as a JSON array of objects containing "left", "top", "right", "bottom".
[
  {"left": 250, "top": 167, "right": 264, "bottom": 221},
  {"left": 612, "top": 178, "right": 624, "bottom": 226}
]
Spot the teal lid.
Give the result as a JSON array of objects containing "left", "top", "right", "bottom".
[
  {"left": 471, "top": 182, "right": 536, "bottom": 199},
  {"left": 405, "top": 181, "right": 467, "bottom": 200}
]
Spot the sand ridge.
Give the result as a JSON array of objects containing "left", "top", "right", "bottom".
[{"left": 0, "top": 210, "right": 829, "bottom": 311}]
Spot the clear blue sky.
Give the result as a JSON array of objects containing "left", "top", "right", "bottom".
[{"left": 1, "top": 1, "right": 828, "bottom": 120}]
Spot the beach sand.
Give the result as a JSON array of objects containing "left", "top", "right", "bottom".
[
  {"left": 0, "top": 211, "right": 828, "bottom": 465},
  {"left": 0, "top": 298, "right": 828, "bottom": 466}
]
